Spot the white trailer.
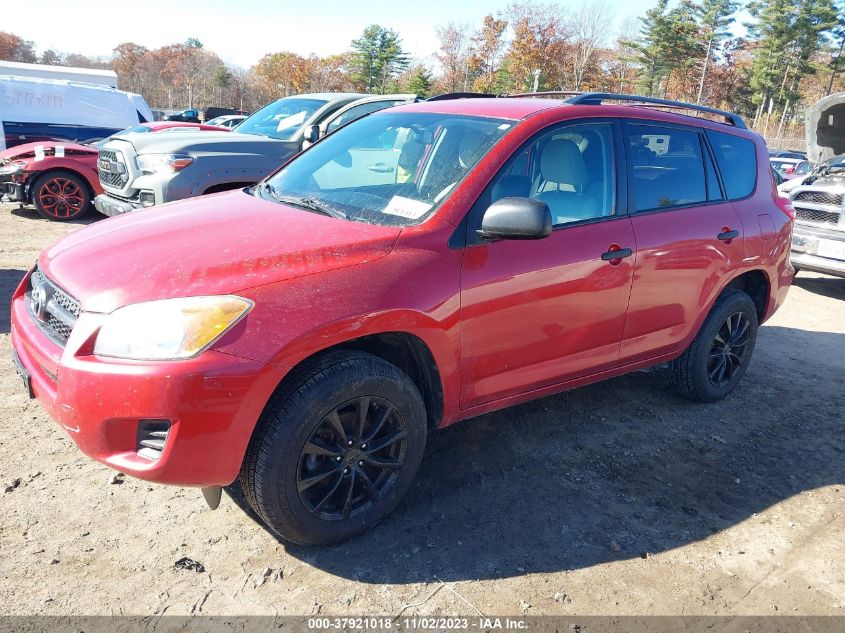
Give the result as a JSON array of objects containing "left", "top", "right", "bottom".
[
  {"left": 0, "top": 60, "right": 118, "bottom": 88},
  {"left": 0, "top": 75, "right": 153, "bottom": 150}
]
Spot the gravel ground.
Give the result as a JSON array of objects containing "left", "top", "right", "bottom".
[{"left": 0, "top": 202, "right": 843, "bottom": 616}]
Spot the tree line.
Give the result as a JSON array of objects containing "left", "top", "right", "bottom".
[{"left": 1, "top": 0, "right": 843, "bottom": 138}]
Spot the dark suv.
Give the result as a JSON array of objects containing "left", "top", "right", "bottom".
[{"left": 11, "top": 93, "right": 794, "bottom": 545}]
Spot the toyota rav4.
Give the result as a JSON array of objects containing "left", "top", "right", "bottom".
[{"left": 10, "top": 93, "right": 794, "bottom": 545}]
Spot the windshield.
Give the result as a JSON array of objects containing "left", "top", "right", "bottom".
[
  {"left": 121, "top": 125, "right": 152, "bottom": 134},
  {"left": 235, "top": 97, "right": 327, "bottom": 140},
  {"left": 259, "top": 111, "right": 513, "bottom": 226},
  {"left": 821, "top": 155, "right": 845, "bottom": 171}
]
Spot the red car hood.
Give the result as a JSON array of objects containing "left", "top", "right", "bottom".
[
  {"left": 1, "top": 141, "right": 97, "bottom": 161},
  {"left": 39, "top": 190, "right": 401, "bottom": 313}
]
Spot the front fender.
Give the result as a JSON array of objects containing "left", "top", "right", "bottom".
[
  {"left": 22, "top": 158, "right": 101, "bottom": 196},
  {"left": 212, "top": 238, "right": 464, "bottom": 425}
]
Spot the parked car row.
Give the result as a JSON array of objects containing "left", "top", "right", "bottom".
[
  {"left": 163, "top": 107, "right": 249, "bottom": 124},
  {"left": 0, "top": 121, "right": 231, "bottom": 220},
  {"left": 10, "top": 91, "right": 795, "bottom": 544},
  {"left": 778, "top": 153, "right": 845, "bottom": 278},
  {"left": 93, "top": 92, "right": 418, "bottom": 216}
]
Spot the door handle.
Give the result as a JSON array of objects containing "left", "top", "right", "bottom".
[
  {"left": 600, "top": 247, "right": 633, "bottom": 261},
  {"left": 717, "top": 229, "right": 740, "bottom": 241}
]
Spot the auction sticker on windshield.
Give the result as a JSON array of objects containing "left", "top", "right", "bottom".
[{"left": 382, "top": 196, "right": 431, "bottom": 219}]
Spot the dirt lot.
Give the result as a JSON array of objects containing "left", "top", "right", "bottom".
[{"left": 0, "top": 202, "right": 843, "bottom": 617}]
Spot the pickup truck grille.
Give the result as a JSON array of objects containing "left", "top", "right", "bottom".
[
  {"left": 98, "top": 149, "right": 128, "bottom": 188},
  {"left": 27, "top": 267, "right": 81, "bottom": 346},
  {"left": 793, "top": 191, "right": 843, "bottom": 206},
  {"left": 795, "top": 207, "right": 841, "bottom": 226},
  {"left": 791, "top": 187, "right": 844, "bottom": 228}
]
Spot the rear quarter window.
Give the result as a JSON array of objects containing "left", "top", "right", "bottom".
[{"left": 706, "top": 130, "right": 757, "bottom": 199}]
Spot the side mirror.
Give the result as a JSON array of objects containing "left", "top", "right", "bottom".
[
  {"left": 479, "top": 197, "right": 552, "bottom": 240},
  {"left": 303, "top": 124, "right": 320, "bottom": 144}
]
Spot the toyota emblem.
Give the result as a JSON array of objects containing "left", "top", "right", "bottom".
[{"left": 30, "top": 285, "right": 48, "bottom": 321}]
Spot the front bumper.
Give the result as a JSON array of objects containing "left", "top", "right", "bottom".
[
  {"left": 791, "top": 223, "right": 845, "bottom": 278},
  {"left": 1, "top": 180, "right": 25, "bottom": 203},
  {"left": 93, "top": 193, "right": 141, "bottom": 217},
  {"left": 10, "top": 278, "right": 279, "bottom": 486}
]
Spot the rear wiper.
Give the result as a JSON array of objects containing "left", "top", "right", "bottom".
[{"left": 257, "top": 183, "right": 347, "bottom": 219}]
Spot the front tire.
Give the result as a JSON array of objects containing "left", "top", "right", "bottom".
[
  {"left": 240, "top": 351, "right": 427, "bottom": 545},
  {"left": 32, "top": 171, "right": 91, "bottom": 221},
  {"left": 670, "top": 288, "right": 759, "bottom": 403}
]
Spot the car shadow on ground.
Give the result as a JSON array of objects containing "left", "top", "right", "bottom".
[
  {"left": 10, "top": 205, "right": 103, "bottom": 225},
  {"left": 0, "top": 268, "right": 27, "bottom": 333},
  {"left": 226, "top": 325, "right": 845, "bottom": 583},
  {"left": 793, "top": 273, "right": 845, "bottom": 301}
]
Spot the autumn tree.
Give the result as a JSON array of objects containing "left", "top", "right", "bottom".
[
  {"left": 469, "top": 14, "right": 509, "bottom": 92},
  {"left": 0, "top": 31, "right": 36, "bottom": 62},
  {"left": 112, "top": 43, "right": 149, "bottom": 94},
  {"left": 435, "top": 24, "right": 471, "bottom": 92},
  {"left": 253, "top": 52, "right": 310, "bottom": 97},
  {"left": 505, "top": 2, "right": 567, "bottom": 92}
]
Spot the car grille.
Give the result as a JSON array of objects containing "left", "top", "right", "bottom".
[
  {"left": 27, "top": 267, "right": 81, "bottom": 346},
  {"left": 98, "top": 149, "right": 128, "bottom": 188},
  {"left": 793, "top": 191, "right": 843, "bottom": 206},
  {"left": 794, "top": 207, "right": 841, "bottom": 226}
]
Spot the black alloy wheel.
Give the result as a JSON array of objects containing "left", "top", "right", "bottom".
[
  {"left": 297, "top": 396, "right": 408, "bottom": 520},
  {"left": 707, "top": 312, "right": 752, "bottom": 388}
]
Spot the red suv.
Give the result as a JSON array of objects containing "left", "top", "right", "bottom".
[{"left": 10, "top": 93, "right": 794, "bottom": 545}]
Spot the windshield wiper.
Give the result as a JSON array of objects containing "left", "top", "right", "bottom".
[{"left": 260, "top": 184, "right": 347, "bottom": 220}]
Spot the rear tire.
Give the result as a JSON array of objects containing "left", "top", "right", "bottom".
[
  {"left": 670, "top": 288, "right": 758, "bottom": 403},
  {"left": 240, "top": 351, "right": 427, "bottom": 545},
  {"left": 32, "top": 170, "right": 91, "bottom": 221}
]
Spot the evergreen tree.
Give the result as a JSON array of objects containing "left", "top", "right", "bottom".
[
  {"left": 748, "top": 0, "right": 837, "bottom": 125},
  {"left": 407, "top": 65, "right": 433, "bottom": 97},
  {"left": 627, "top": 0, "right": 671, "bottom": 96},
  {"left": 695, "top": 0, "right": 740, "bottom": 104},
  {"left": 628, "top": 0, "right": 702, "bottom": 98},
  {"left": 350, "top": 25, "right": 410, "bottom": 93}
]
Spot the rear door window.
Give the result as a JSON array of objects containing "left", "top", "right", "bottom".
[
  {"left": 706, "top": 130, "right": 757, "bottom": 199},
  {"left": 628, "top": 124, "right": 707, "bottom": 211}
]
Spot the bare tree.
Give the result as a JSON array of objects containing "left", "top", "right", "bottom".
[
  {"left": 567, "top": 0, "right": 612, "bottom": 90},
  {"left": 435, "top": 23, "right": 471, "bottom": 92}
]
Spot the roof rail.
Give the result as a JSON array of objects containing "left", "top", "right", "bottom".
[
  {"left": 426, "top": 92, "right": 499, "bottom": 101},
  {"left": 506, "top": 91, "right": 584, "bottom": 99},
  {"left": 565, "top": 92, "right": 746, "bottom": 128}
]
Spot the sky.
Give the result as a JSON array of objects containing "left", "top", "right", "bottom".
[{"left": 5, "top": 0, "right": 662, "bottom": 70}]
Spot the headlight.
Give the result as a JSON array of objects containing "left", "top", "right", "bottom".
[
  {"left": 0, "top": 163, "right": 22, "bottom": 176},
  {"left": 135, "top": 153, "right": 193, "bottom": 175},
  {"left": 93, "top": 296, "right": 252, "bottom": 360}
]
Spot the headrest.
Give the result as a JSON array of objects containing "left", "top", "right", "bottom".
[{"left": 540, "top": 139, "right": 587, "bottom": 186}]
